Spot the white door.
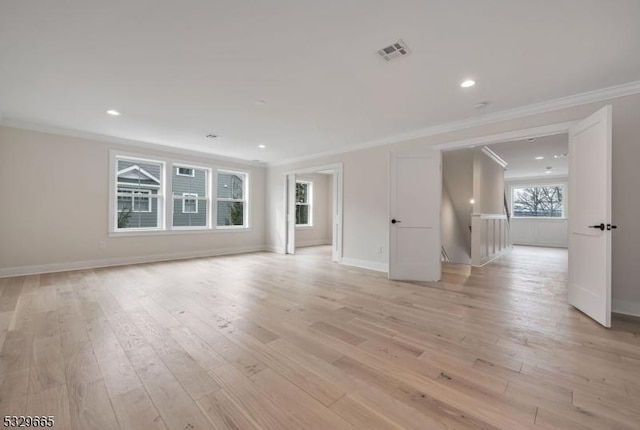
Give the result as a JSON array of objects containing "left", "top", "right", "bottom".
[
  {"left": 286, "top": 173, "right": 296, "bottom": 254},
  {"left": 389, "top": 151, "right": 442, "bottom": 281},
  {"left": 568, "top": 105, "right": 613, "bottom": 327}
]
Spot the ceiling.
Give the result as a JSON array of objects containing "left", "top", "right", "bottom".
[
  {"left": 488, "top": 134, "right": 568, "bottom": 180},
  {"left": 1, "top": 1, "right": 639, "bottom": 164}
]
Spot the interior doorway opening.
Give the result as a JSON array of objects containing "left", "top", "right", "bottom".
[{"left": 284, "top": 163, "right": 343, "bottom": 263}]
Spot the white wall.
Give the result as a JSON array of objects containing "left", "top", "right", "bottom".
[
  {"left": 442, "top": 149, "right": 473, "bottom": 249},
  {"left": 473, "top": 149, "right": 505, "bottom": 215},
  {"left": 441, "top": 187, "right": 471, "bottom": 264},
  {"left": 295, "top": 173, "right": 333, "bottom": 248},
  {"left": 0, "top": 126, "right": 266, "bottom": 276},
  {"left": 267, "top": 93, "right": 640, "bottom": 316},
  {"left": 507, "top": 177, "right": 569, "bottom": 248}
]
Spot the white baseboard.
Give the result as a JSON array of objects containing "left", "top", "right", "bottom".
[
  {"left": 265, "top": 245, "right": 285, "bottom": 254},
  {"left": 612, "top": 299, "right": 640, "bottom": 318},
  {"left": 0, "top": 245, "right": 267, "bottom": 278},
  {"left": 295, "top": 239, "right": 332, "bottom": 248},
  {"left": 341, "top": 257, "right": 389, "bottom": 273}
]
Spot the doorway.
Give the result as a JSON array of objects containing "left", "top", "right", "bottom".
[{"left": 284, "top": 163, "right": 343, "bottom": 263}]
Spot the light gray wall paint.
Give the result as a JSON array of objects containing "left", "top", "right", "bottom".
[
  {"left": 0, "top": 126, "right": 266, "bottom": 272},
  {"left": 442, "top": 149, "right": 473, "bottom": 250},
  {"left": 442, "top": 186, "right": 471, "bottom": 264},
  {"left": 473, "top": 149, "right": 505, "bottom": 215},
  {"left": 295, "top": 173, "right": 333, "bottom": 247}
]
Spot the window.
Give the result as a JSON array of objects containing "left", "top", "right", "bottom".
[
  {"left": 182, "top": 193, "right": 198, "bottom": 213},
  {"left": 110, "top": 152, "right": 250, "bottom": 233},
  {"left": 296, "top": 181, "right": 312, "bottom": 226},
  {"left": 172, "top": 165, "right": 209, "bottom": 228},
  {"left": 176, "top": 167, "right": 195, "bottom": 177},
  {"left": 118, "top": 189, "right": 151, "bottom": 212},
  {"left": 115, "top": 157, "right": 163, "bottom": 230},
  {"left": 511, "top": 184, "right": 565, "bottom": 218},
  {"left": 217, "top": 170, "right": 248, "bottom": 227}
]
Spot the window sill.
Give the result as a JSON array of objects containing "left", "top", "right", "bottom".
[
  {"left": 296, "top": 225, "right": 314, "bottom": 230},
  {"left": 109, "top": 228, "right": 252, "bottom": 237}
]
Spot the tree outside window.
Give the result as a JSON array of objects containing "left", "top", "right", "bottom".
[
  {"left": 296, "top": 181, "right": 312, "bottom": 226},
  {"left": 512, "top": 185, "right": 564, "bottom": 217}
]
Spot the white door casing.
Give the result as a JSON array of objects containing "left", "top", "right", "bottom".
[
  {"left": 286, "top": 173, "right": 296, "bottom": 254},
  {"left": 389, "top": 151, "right": 442, "bottom": 281},
  {"left": 568, "top": 105, "right": 613, "bottom": 327}
]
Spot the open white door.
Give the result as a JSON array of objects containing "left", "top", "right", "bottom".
[
  {"left": 389, "top": 151, "right": 441, "bottom": 281},
  {"left": 568, "top": 105, "right": 613, "bottom": 327},
  {"left": 286, "top": 173, "right": 296, "bottom": 254}
]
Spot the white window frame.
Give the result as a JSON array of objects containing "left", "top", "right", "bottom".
[
  {"left": 109, "top": 150, "right": 254, "bottom": 235},
  {"left": 295, "top": 180, "right": 313, "bottom": 227},
  {"left": 182, "top": 193, "right": 198, "bottom": 214},
  {"left": 510, "top": 183, "right": 567, "bottom": 219},
  {"left": 216, "top": 169, "right": 250, "bottom": 229},
  {"left": 112, "top": 155, "right": 165, "bottom": 232},
  {"left": 172, "top": 163, "right": 211, "bottom": 229},
  {"left": 176, "top": 167, "right": 195, "bottom": 177}
]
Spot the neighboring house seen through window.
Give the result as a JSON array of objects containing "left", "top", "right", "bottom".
[
  {"left": 116, "top": 158, "right": 163, "bottom": 229},
  {"left": 172, "top": 165, "right": 209, "bottom": 228},
  {"left": 217, "top": 171, "right": 247, "bottom": 228},
  {"left": 296, "top": 181, "right": 312, "bottom": 226},
  {"left": 511, "top": 184, "right": 565, "bottom": 218},
  {"left": 111, "top": 153, "right": 249, "bottom": 233}
]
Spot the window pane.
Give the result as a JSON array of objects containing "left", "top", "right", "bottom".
[
  {"left": 116, "top": 158, "right": 162, "bottom": 230},
  {"left": 296, "top": 182, "right": 308, "bottom": 204},
  {"left": 217, "top": 201, "right": 244, "bottom": 226},
  {"left": 512, "top": 186, "right": 564, "bottom": 217},
  {"left": 217, "top": 172, "right": 245, "bottom": 199},
  {"left": 173, "top": 166, "right": 207, "bottom": 197},
  {"left": 117, "top": 196, "right": 160, "bottom": 228},
  {"left": 296, "top": 205, "right": 309, "bottom": 225},
  {"left": 173, "top": 198, "right": 208, "bottom": 227}
]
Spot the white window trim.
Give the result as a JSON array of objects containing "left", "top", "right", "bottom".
[
  {"left": 109, "top": 150, "right": 252, "bottom": 235},
  {"left": 295, "top": 180, "right": 313, "bottom": 227},
  {"left": 216, "top": 169, "right": 250, "bottom": 229},
  {"left": 181, "top": 193, "right": 199, "bottom": 214},
  {"left": 510, "top": 182, "right": 567, "bottom": 219}
]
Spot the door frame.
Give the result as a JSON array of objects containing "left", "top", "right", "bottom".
[{"left": 283, "top": 162, "right": 344, "bottom": 262}]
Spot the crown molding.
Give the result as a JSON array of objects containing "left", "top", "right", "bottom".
[
  {"left": 0, "top": 118, "right": 266, "bottom": 168},
  {"left": 481, "top": 146, "right": 508, "bottom": 168},
  {"left": 270, "top": 80, "right": 640, "bottom": 167}
]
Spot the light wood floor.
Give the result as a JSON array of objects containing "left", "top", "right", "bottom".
[{"left": 1, "top": 246, "right": 639, "bottom": 429}]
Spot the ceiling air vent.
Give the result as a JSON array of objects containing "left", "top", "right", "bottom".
[{"left": 377, "top": 40, "right": 410, "bottom": 62}]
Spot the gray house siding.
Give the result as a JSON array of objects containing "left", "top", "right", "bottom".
[
  {"left": 117, "top": 159, "right": 161, "bottom": 229},
  {"left": 217, "top": 172, "right": 245, "bottom": 226},
  {"left": 173, "top": 167, "right": 207, "bottom": 227}
]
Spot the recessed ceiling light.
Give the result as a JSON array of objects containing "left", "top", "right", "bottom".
[
  {"left": 460, "top": 79, "right": 476, "bottom": 88},
  {"left": 205, "top": 133, "right": 219, "bottom": 139},
  {"left": 535, "top": 156, "right": 544, "bottom": 160},
  {"left": 527, "top": 138, "right": 536, "bottom": 142},
  {"left": 473, "top": 102, "right": 488, "bottom": 110},
  {"left": 106, "top": 109, "right": 120, "bottom": 116},
  {"left": 469, "top": 198, "right": 475, "bottom": 204},
  {"left": 255, "top": 100, "right": 267, "bottom": 106},
  {"left": 258, "top": 144, "right": 266, "bottom": 149},
  {"left": 545, "top": 170, "right": 552, "bottom": 174},
  {"left": 554, "top": 153, "right": 568, "bottom": 159}
]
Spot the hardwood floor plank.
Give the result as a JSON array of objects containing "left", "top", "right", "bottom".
[{"left": 0, "top": 245, "right": 638, "bottom": 429}]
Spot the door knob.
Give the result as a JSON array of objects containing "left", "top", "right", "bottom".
[
  {"left": 391, "top": 219, "right": 401, "bottom": 224},
  {"left": 589, "top": 223, "right": 605, "bottom": 231}
]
